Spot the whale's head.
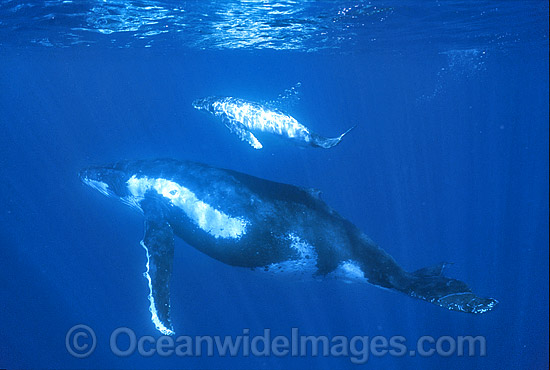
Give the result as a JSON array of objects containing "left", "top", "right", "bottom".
[
  {"left": 192, "top": 96, "right": 218, "bottom": 114},
  {"left": 79, "top": 163, "right": 133, "bottom": 200}
]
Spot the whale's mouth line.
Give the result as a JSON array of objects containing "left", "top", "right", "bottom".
[{"left": 82, "top": 177, "right": 111, "bottom": 197}]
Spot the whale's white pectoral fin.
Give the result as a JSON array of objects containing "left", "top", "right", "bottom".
[
  {"left": 140, "top": 197, "right": 175, "bottom": 335},
  {"left": 244, "top": 131, "right": 263, "bottom": 149},
  {"left": 222, "top": 117, "right": 263, "bottom": 149}
]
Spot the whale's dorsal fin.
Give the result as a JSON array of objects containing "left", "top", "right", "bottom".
[
  {"left": 222, "top": 117, "right": 263, "bottom": 149},
  {"left": 413, "top": 262, "right": 450, "bottom": 277},
  {"left": 267, "top": 82, "right": 301, "bottom": 111},
  {"left": 140, "top": 196, "right": 175, "bottom": 335},
  {"left": 305, "top": 187, "right": 322, "bottom": 200}
]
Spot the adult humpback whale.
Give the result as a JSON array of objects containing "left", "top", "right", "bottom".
[
  {"left": 80, "top": 159, "right": 497, "bottom": 335},
  {"left": 192, "top": 88, "right": 354, "bottom": 149}
]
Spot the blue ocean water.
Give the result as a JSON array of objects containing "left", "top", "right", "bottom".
[{"left": 0, "top": 1, "right": 548, "bottom": 369}]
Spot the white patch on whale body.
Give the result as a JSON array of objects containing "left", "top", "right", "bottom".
[
  {"left": 288, "top": 233, "right": 315, "bottom": 259},
  {"left": 213, "top": 99, "right": 311, "bottom": 141},
  {"left": 256, "top": 234, "right": 318, "bottom": 278},
  {"left": 126, "top": 175, "right": 248, "bottom": 239},
  {"left": 329, "top": 260, "right": 368, "bottom": 284},
  {"left": 141, "top": 240, "right": 174, "bottom": 336},
  {"left": 83, "top": 178, "right": 111, "bottom": 197}
]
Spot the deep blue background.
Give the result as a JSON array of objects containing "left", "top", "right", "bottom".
[{"left": 0, "top": 25, "right": 548, "bottom": 370}]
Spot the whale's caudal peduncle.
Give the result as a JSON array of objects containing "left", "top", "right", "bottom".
[
  {"left": 193, "top": 85, "right": 354, "bottom": 149},
  {"left": 81, "top": 159, "right": 498, "bottom": 335}
]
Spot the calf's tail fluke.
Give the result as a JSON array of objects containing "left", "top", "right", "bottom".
[
  {"left": 312, "top": 125, "right": 356, "bottom": 149},
  {"left": 407, "top": 263, "right": 498, "bottom": 314}
]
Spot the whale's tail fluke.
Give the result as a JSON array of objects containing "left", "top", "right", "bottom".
[
  {"left": 311, "top": 126, "right": 355, "bottom": 149},
  {"left": 350, "top": 233, "right": 498, "bottom": 314},
  {"left": 407, "top": 262, "right": 499, "bottom": 314}
]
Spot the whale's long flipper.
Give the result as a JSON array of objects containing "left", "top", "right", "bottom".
[
  {"left": 408, "top": 264, "right": 498, "bottom": 314},
  {"left": 140, "top": 197, "right": 175, "bottom": 335},
  {"left": 222, "top": 117, "right": 263, "bottom": 149},
  {"left": 311, "top": 126, "right": 355, "bottom": 149}
]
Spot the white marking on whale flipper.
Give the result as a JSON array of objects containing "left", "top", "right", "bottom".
[
  {"left": 138, "top": 197, "right": 176, "bottom": 336},
  {"left": 222, "top": 116, "right": 263, "bottom": 149},
  {"left": 127, "top": 176, "right": 249, "bottom": 239},
  {"left": 141, "top": 240, "right": 174, "bottom": 336}
]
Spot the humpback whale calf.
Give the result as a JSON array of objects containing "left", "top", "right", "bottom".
[
  {"left": 80, "top": 159, "right": 497, "bottom": 335},
  {"left": 192, "top": 86, "right": 354, "bottom": 149}
]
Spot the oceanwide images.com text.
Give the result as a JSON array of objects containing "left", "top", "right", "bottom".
[{"left": 66, "top": 325, "right": 487, "bottom": 364}]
